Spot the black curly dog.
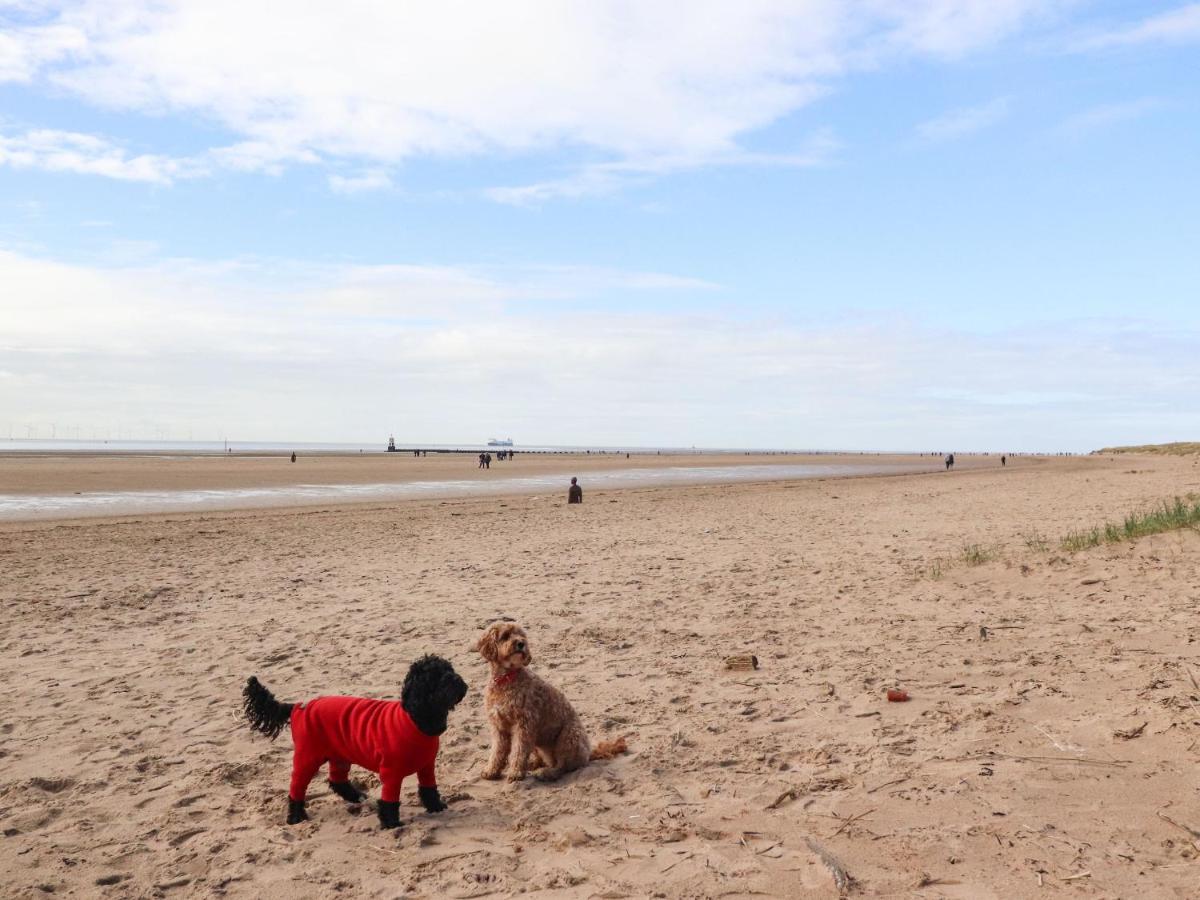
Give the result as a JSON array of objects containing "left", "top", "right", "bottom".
[{"left": 242, "top": 655, "right": 467, "bottom": 828}]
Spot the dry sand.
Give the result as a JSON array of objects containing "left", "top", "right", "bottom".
[{"left": 2, "top": 452, "right": 1199, "bottom": 898}]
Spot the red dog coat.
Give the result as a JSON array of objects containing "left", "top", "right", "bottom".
[{"left": 287, "top": 695, "right": 439, "bottom": 802}]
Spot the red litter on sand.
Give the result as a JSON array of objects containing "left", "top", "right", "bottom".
[{"left": 886, "top": 689, "right": 910, "bottom": 702}]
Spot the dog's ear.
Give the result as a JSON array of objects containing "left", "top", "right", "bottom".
[{"left": 473, "top": 624, "right": 499, "bottom": 660}]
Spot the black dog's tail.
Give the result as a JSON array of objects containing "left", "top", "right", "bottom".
[{"left": 242, "top": 676, "right": 294, "bottom": 740}]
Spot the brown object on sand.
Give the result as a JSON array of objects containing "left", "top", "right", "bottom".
[
  {"left": 724, "top": 653, "right": 759, "bottom": 670},
  {"left": 887, "top": 688, "right": 910, "bottom": 702},
  {"left": 589, "top": 736, "right": 628, "bottom": 760}
]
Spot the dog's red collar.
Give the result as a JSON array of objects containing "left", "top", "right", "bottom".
[{"left": 493, "top": 669, "right": 520, "bottom": 688}]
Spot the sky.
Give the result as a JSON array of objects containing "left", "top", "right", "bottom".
[{"left": 1, "top": 1, "right": 1197, "bottom": 452}]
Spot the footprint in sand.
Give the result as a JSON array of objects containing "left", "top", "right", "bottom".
[
  {"left": 28, "top": 776, "right": 75, "bottom": 794},
  {"left": 10, "top": 805, "right": 63, "bottom": 832}
]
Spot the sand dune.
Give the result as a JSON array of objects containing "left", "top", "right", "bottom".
[{"left": 2, "top": 452, "right": 1199, "bottom": 898}]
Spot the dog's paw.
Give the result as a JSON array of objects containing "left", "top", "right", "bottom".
[
  {"left": 328, "top": 780, "right": 366, "bottom": 804},
  {"left": 377, "top": 800, "right": 403, "bottom": 830},
  {"left": 418, "top": 786, "right": 447, "bottom": 813},
  {"left": 480, "top": 768, "right": 503, "bottom": 781},
  {"left": 286, "top": 799, "right": 309, "bottom": 825},
  {"left": 504, "top": 771, "right": 527, "bottom": 784}
]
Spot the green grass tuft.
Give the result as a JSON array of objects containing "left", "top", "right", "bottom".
[
  {"left": 1060, "top": 496, "right": 1200, "bottom": 551},
  {"left": 1022, "top": 530, "right": 1050, "bottom": 552},
  {"left": 960, "top": 543, "right": 997, "bottom": 566},
  {"left": 1061, "top": 528, "right": 1101, "bottom": 551}
]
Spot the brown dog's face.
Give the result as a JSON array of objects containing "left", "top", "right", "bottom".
[{"left": 475, "top": 621, "right": 532, "bottom": 670}]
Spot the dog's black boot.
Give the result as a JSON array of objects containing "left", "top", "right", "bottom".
[
  {"left": 328, "top": 780, "right": 365, "bottom": 803},
  {"left": 418, "top": 786, "right": 447, "bottom": 813},
  {"left": 286, "top": 799, "right": 309, "bottom": 825},
  {"left": 377, "top": 800, "right": 403, "bottom": 830}
]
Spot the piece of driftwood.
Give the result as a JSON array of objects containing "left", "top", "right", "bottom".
[
  {"left": 1157, "top": 811, "right": 1200, "bottom": 844},
  {"left": 830, "top": 807, "right": 876, "bottom": 838},
  {"left": 724, "top": 654, "right": 759, "bottom": 671},
  {"left": 1114, "top": 722, "right": 1147, "bottom": 740},
  {"left": 956, "top": 752, "right": 1129, "bottom": 768},
  {"left": 766, "top": 787, "right": 800, "bottom": 810},
  {"left": 867, "top": 776, "right": 908, "bottom": 794},
  {"left": 805, "top": 837, "right": 851, "bottom": 895}
]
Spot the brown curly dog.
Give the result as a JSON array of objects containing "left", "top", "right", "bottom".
[{"left": 475, "top": 621, "right": 626, "bottom": 782}]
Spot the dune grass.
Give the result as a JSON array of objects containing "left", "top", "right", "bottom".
[
  {"left": 1097, "top": 442, "right": 1200, "bottom": 456},
  {"left": 960, "top": 543, "right": 998, "bottom": 566},
  {"left": 1060, "top": 496, "right": 1200, "bottom": 551},
  {"left": 1022, "top": 530, "right": 1050, "bottom": 552},
  {"left": 925, "top": 496, "right": 1199, "bottom": 578}
]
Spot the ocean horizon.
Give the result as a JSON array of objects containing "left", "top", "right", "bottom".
[{"left": 0, "top": 438, "right": 858, "bottom": 456}]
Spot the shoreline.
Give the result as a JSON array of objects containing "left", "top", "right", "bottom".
[{"left": 0, "top": 452, "right": 990, "bottom": 523}]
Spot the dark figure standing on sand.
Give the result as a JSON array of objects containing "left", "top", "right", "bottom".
[
  {"left": 945, "top": 453, "right": 954, "bottom": 471},
  {"left": 568, "top": 477, "right": 582, "bottom": 504},
  {"left": 478, "top": 453, "right": 486, "bottom": 469},
  {"left": 290, "top": 451, "right": 296, "bottom": 463}
]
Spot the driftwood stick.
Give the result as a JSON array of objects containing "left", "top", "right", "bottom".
[
  {"left": 767, "top": 787, "right": 800, "bottom": 810},
  {"left": 1157, "top": 811, "right": 1200, "bottom": 844},
  {"left": 867, "top": 776, "right": 908, "bottom": 794},
  {"left": 805, "top": 837, "right": 851, "bottom": 896},
  {"left": 831, "top": 808, "right": 876, "bottom": 838},
  {"left": 412, "top": 849, "right": 489, "bottom": 868},
  {"left": 958, "top": 752, "right": 1128, "bottom": 768},
  {"left": 661, "top": 851, "right": 695, "bottom": 873}
]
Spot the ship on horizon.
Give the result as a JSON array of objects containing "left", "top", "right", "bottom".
[{"left": 487, "top": 437, "right": 514, "bottom": 447}]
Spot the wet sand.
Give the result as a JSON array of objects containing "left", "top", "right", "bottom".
[
  {"left": 0, "top": 452, "right": 945, "bottom": 521},
  {"left": 0, "top": 451, "right": 946, "bottom": 497},
  {"left": 2, "top": 451, "right": 1199, "bottom": 898}
]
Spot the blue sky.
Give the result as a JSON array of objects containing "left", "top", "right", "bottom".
[{"left": 1, "top": 1, "right": 1198, "bottom": 451}]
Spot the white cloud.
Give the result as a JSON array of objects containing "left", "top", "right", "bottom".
[
  {"left": 1078, "top": 3, "right": 1200, "bottom": 50},
  {"left": 0, "top": 127, "right": 204, "bottom": 183},
  {"left": 3, "top": 1, "right": 1058, "bottom": 185},
  {"left": 487, "top": 129, "right": 840, "bottom": 205},
  {"left": 328, "top": 170, "right": 393, "bottom": 195},
  {"left": 915, "top": 97, "right": 1009, "bottom": 143},
  {"left": 0, "top": 250, "right": 720, "bottom": 353},
  {"left": 0, "top": 247, "right": 1194, "bottom": 450},
  {"left": 0, "top": 17, "right": 83, "bottom": 83},
  {"left": 869, "top": 0, "right": 1067, "bottom": 58},
  {"left": 1055, "top": 98, "right": 1165, "bottom": 138},
  {"left": 207, "top": 140, "right": 319, "bottom": 176}
]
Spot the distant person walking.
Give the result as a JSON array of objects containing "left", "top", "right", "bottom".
[
  {"left": 568, "top": 477, "right": 582, "bottom": 504},
  {"left": 945, "top": 453, "right": 954, "bottom": 471},
  {"left": 478, "top": 452, "right": 486, "bottom": 469},
  {"left": 1001, "top": 454, "right": 1006, "bottom": 467},
  {"left": 290, "top": 451, "right": 296, "bottom": 463}
]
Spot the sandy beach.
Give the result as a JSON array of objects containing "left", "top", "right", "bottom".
[{"left": 3, "top": 451, "right": 1199, "bottom": 898}]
